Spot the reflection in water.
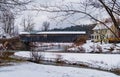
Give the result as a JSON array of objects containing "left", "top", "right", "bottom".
[
  {"left": 30, "top": 42, "right": 74, "bottom": 52},
  {"left": 30, "top": 44, "right": 69, "bottom": 52}
]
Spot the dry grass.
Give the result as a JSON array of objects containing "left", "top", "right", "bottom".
[{"left": 0, "top": 51, "right": 25, "bottom": 65}]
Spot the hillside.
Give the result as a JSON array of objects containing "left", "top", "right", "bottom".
[{"left": 51, "top": 24, "right": 96, "bottom": 39}]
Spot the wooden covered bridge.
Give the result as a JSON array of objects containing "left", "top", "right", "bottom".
[{"left": 19, "top": 31, "right": 86, "bottom": 43}]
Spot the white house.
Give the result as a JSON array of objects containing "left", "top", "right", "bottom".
[{"left": 91, "top": 22, "right": 119, "bottom": 43}]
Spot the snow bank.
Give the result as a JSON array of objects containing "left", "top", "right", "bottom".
[
  {"left": 31, "top": 41, "right": 120, "bottom": 53},
  {"left": 68, "top": 40, "right": 120, "bottom": 53},
  {"left": 15, "top": 51, "right": 120, "bottom": 70},
  {"left": 0, "top": 62, "right": 119, "bottom": 77}
]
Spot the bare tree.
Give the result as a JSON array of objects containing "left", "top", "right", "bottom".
[
  {"left": 42, "top": 21, "right": 50, "bottom": 31},
  {"left": 13, "top": 25, "right": 19, "bottom": 36},
  {"left": 0, "top": 9, "right": 15, "bottom": 36},
  {"left": 0, "top": 0, "right": 31, "bottom": 10},
  {"left": 87, "top": 0, "right": 120, "bottom": 30},
  {"left": 33, "top": 0, "right": 120, "bottom": 38},
  {"left": 0, "top": 0, "right": 31, "bottom": 36},
  {"left": 21, "top": 15, "right": 35, "bottom": 32}
]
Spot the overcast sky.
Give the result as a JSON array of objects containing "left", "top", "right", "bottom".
[{"left": 17, "top": 0, "right": 109, "bottom": 31}]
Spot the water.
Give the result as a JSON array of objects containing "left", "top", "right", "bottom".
[{"left": 31, "top": 45, "right": 67, "bottom": 52}]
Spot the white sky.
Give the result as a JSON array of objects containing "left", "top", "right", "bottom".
[{"left": 16, "top": 0, "right": 109, "bottom": 31}]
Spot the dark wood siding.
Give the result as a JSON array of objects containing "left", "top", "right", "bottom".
[{"left": 20, "top": 34, "right": 85, "bottom": 42}]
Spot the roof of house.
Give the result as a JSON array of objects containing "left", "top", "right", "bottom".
[
  {"left": 93, "top": 22, "right": 112, "bottom": 30},
  {"left": 19, "top": 31, "right": 86, "bottom": 35}
]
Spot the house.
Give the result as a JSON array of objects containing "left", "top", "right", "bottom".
[{"left": 91, "top": 22, "right": 120, "bottom": 43}]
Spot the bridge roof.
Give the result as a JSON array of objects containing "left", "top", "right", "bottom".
[{"left": 19, "top": 31, "right": 86, "bottom": 35}]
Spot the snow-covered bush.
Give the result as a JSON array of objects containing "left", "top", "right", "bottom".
[
  {"left": 90, "top": 44, "right": 103, "bottom": 53},
  {"left": 67, "top": 46, "right": 85, "bottom": 53},
  {"left": 55, "top": 54, "right": 65, "bottom": 64},
  {"left": 78, "top": 46, "right": 86, "bottom": 53},
  {"left": 30, "top": 51, "right": 44, "bottom": 63}
]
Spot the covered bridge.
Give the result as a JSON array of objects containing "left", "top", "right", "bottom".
[{"left": 19, "top": 31, "right": 86, "bottom": 42}]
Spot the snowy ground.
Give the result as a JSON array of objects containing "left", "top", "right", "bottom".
[
  {"left": 14, "top": 40, "right": 120, "bottom": 71},
  {"left": 0, "top": 62, "right": 119, "bottom": 77},
  {"left": 68, "top": 40, "right": 120, "bottom": 53},
  {"left": 32, "top": 40, "right": 120, "bottom": 53},
  {"left": 1, "top": 41, "right": 120, "bottom": 77},
  {"left": 15, "top": 51, "right": 120, "bottom": 71}
]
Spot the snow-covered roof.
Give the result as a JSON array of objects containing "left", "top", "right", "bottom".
[
  {"left": 19, "top": 31, "right": 86, "bottom": 35},
  {"left": 93, "top": 22, "right": 112, "bottom": 30}
]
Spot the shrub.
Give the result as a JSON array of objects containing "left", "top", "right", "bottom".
[
  {"left": 55, "top": 54, "right": 65, "bottom": 64},
  {"left": 0, "top": 51, "right": 14, "bottom": 62},
  {"left": 96, "top": 45, "right": 102, "bottom": 53},
  {"left": 78, "top": 46, "right": 86, "bottom": 53},
  {"left": 0, "top": 52, "right": 14, "bottom": 58},
  {"left": 110, "top": 67, "right": 120, "bottom": 75},
  {"left": 74, "top": 36, "right": 87, "bottom": 46},
  {"left": 90, "top": 44, "right": 102, "bottom": 53},
  {"left": 30, "top": 51, "right": 44, "bottom": 63}
]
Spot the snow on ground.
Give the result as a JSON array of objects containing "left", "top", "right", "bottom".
[
  {"left": 68, "top": 40, "right": 120, "bottom": 53},
  {"left": 32, "top": 40, "right": 120, "bottom": 53},
  {"left": 15, "top": 51, "right": 120, "bottom": 70},
  {"left": 0, "top": 62, "right": 119, "bottom": 77}
]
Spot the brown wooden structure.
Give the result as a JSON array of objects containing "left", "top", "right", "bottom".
[{"left": 19, "top": 31, "right": 86, "bottom": 43}]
